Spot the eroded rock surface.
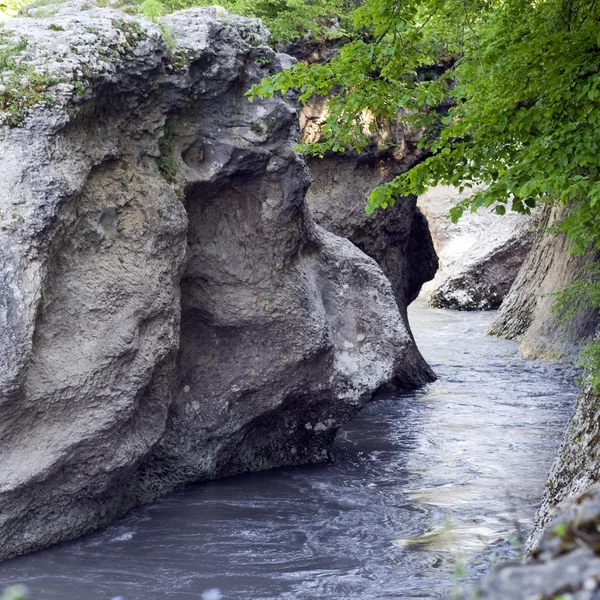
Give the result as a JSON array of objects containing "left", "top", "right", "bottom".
[
  {"left": 454, "top": 486, "right": 600, "bottom": 600},
  {"left": 302, "top": 118, "right": 438, "bottom": 380},
  {"left": 528, "top": 373, "right": 600, "bottom": 551},
  {"left": 0, "top": 5, "right": 433, "bottom": 560},
  {"left": 306, "top": 155, "right": 438, "bottom": 316},
  {"left": 418, "top": 185, "right": 534, "bottom": 310},
  {"left": 488, "top": 204, "right": 599, "bottom": 360}
]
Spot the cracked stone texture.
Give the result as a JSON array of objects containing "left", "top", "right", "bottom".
[
  {"left": 0, "top": 4, "right": 434, "bottom": 560},
  {"left": 418, "top": 185, "right": 534, "bottom": 311},
  {"left": 528, "top": 370, "right": 600, "bottom": 551},
  {"left": 488, "top": 203, "right": 599, "bottom": 360}
]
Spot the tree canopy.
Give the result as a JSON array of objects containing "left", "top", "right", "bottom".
[
  {"left": 251, "top": 0, "right": 600, "bottom": 248},
  {"left": 248, "top": 0, "right": 600, "bottom": 381}
]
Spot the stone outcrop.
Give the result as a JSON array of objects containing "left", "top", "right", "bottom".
[
  {"left": 418, "top": 185, "right": 534, "bottom": 310},
  {"left": 305, "top": 154, "right": 438, "bottom": 329},
  {"left": 454, "top": 485, "right": 600, "bottom": 600},
  {"left": 301, "top": 99, "right": 439, "bottom": 356},
  {"left": 528, "top": 373, "right": 600, "bottom": 551},
  {"left": 488, "top": 204, "right": 599, "bottom": 360},
  {"left": 0, "top": 4, "right": 434, "bottom": 560}
]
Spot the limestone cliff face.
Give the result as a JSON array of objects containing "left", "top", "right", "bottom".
[
  {"left": 528, "top": 378, "right": 600, "bottom": 551},
  {"left": 488, "top": 204, "right": 599, "bottom": 360},
  {"left": 0, "top": 4, "right": 434, "bottom": 560}
]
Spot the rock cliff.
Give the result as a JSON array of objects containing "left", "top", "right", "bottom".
[
  {"left": 488, "top": 204, "right": 599, "bottom": 360},
  {"left": 529, "top": 383, "right": 600, "bottom": 551},
  {"left": 0, "top": 4, "right": 434, "bottom": 560},
  {"left": 305, "top": 153, "right": 438, "bottom": 333},
  {"left": 301, "top": 98, "right": 439, "bottom": 349}
]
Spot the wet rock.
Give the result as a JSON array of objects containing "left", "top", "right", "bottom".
[
  {"left": 455, "top": 486, "right": 600, "bottom": 600},
  {"left": 418, "top": 185, "right": 534, "bottom": 310},
  {"left": 488, "top": 204, "right": 599, "bottom": 360},
  {"left": 529, "top": 375, "right": 600, "bottom": 550},
  {"left": 0, "top": 4, "right": 433, "bottom": 560}
]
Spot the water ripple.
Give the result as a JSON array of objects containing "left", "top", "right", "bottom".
[{"left": 0, "top": 303, "right": 577, "bottom": 599}]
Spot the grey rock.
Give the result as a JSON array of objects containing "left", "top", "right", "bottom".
[
  {"left": 304, "top": 151, "right": 438, "bottom": 377},
  {"left": 0, "top": 5, "right": 433, "bottom": 560},
  {"left": 455, "top": 486, "right": 600, "bottom": 600},
  {"left": 529, "top": 373, "right": 600, "bottom": 550},
  {"left": 418, "top": 185, "right": 534, "bottom": 311},
  {"left": 455, "top": 549, "right": 600, "bottom": 600},
  {"left": 301, "top": 93, "right": 439, "bottom": 321},
  {"left": 488, "top": 204, "right": 599, "bottom": 360}
]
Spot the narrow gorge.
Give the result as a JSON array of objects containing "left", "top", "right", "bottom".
[{"left": 0, "top": 3, "right": 599, "bottom": 600}]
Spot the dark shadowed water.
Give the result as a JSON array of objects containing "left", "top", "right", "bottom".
[{"left": 0, "top": 303, "right": 578, "bottom": 600}]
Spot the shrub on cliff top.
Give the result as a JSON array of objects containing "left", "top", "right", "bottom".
[
  {"left": 0, "top": 0, "right": 27, "bottom": 17},
  {"left": 141, "top": 0, "right": 355, "bottom": 43}
]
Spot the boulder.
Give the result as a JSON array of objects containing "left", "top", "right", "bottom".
[
  {"left": 0, "top": 4, "right": 434, "bottom": 560},
  {"left": 418, "top": 185, "right": 534, "bottom": 310}
]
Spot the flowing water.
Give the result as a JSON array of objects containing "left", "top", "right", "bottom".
[{"left": 0, "top": 303, "right": 578, "bottom": 600}]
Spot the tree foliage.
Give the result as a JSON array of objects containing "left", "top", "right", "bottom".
[
  {"left": 0, "top": 0, "right": 26, "bottom": 17},
  {"left": 252, "top": 0, "right": 600, "bottom": 245},
  {"left": 249, "top": 0, "right": 600, "bottom": 385}
]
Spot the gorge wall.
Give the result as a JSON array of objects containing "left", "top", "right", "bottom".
[
  {"left": 300, "top": 95, "right": 439, "bottom": 329},
  {"left": 488, "top": 203, "right": 599, "bottom": 360},
  {"left": 0, "top": 4, "right": 435, "bottom": 560},
  {"left": 304, "top": 152, "right": 438, "bottom": 339}
]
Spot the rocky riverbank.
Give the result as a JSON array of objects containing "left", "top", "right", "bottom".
[
  {"left": 454, "top": 485, "right": 600, "bottom": 600},
  {"left": 0, "top": 3, "right": 434, "bottom": 560}
]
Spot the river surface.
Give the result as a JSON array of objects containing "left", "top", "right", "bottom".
[{"left": 0, "top": 303, "right": 578, "bottom": 600}]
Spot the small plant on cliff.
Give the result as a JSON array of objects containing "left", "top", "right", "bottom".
[
  {"left": 0, "top": 35, "right": 57, "bottom": 126},
  {"left": 156, "top": 119, "right": 179, "bottom": 183},
  {"left": 139, "top": 0, "right": 163, "bottom": 18},
  {"left": 552, "top": 261, "right": 600, "bottom": 392}
]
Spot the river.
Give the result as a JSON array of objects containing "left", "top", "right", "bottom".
[{"left": 0, "top": 302, "right": 577, "bottom": 599}]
